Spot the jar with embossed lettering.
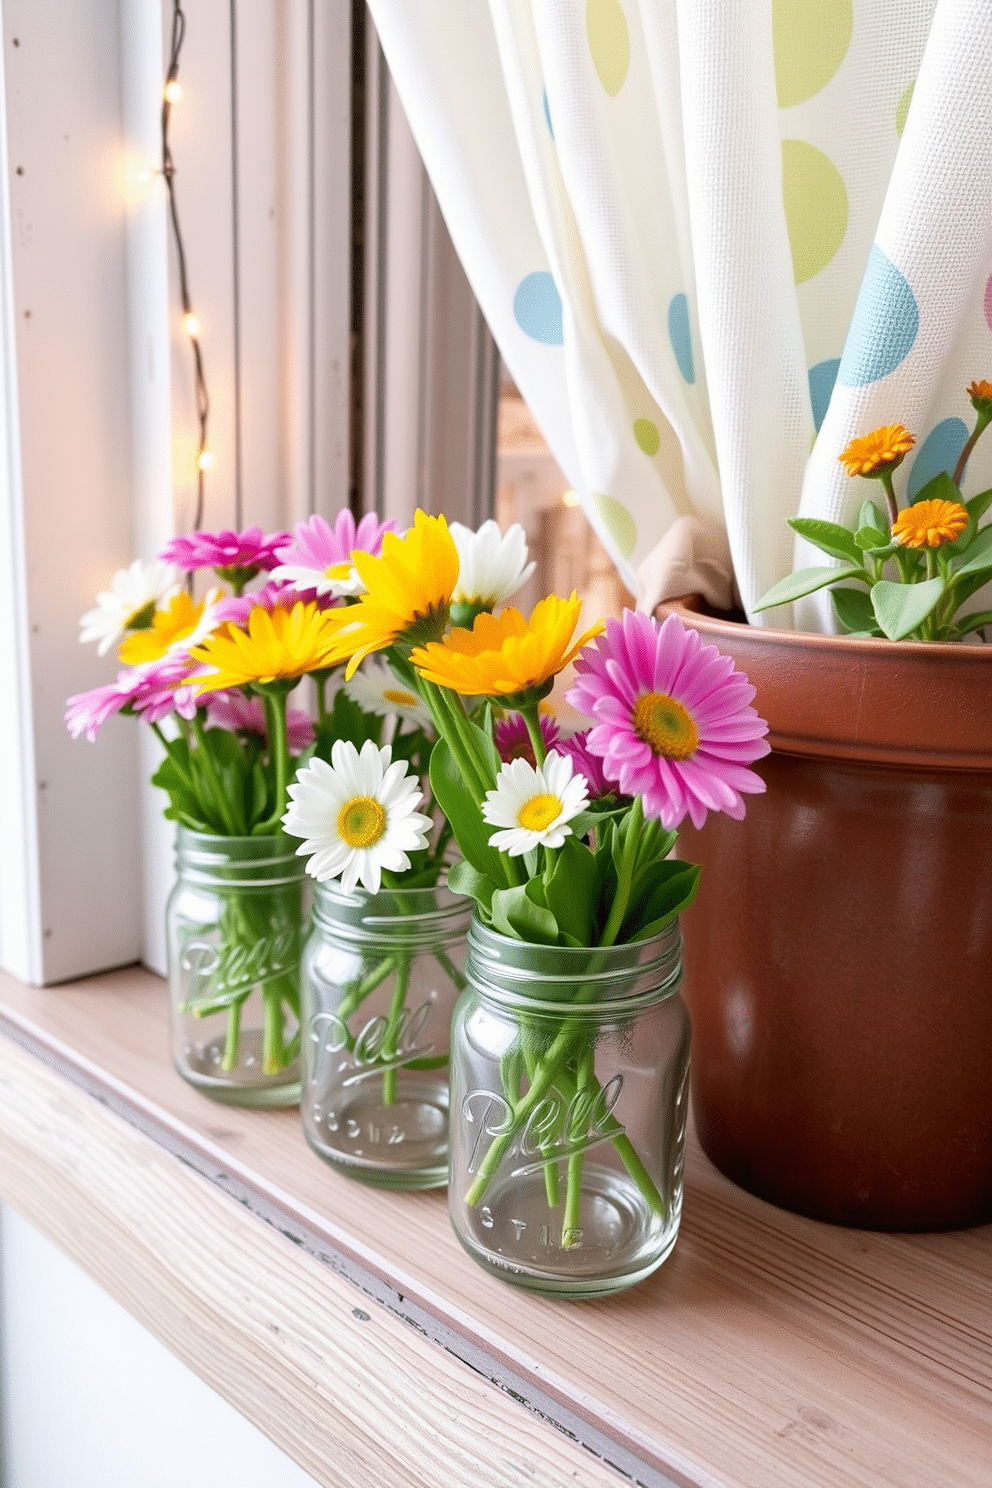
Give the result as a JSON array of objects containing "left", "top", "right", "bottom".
[
  {"left": 448, "top": 918, "right": 690, "bottom": 1298},
  {"left": 300, "top": 881, "right": 470, "bottom": 1188},
  {"left": 166, "top": 829, "right": 308, "bottom": 1106}
]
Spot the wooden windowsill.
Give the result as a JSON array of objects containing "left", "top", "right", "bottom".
[{"left": 0, "top": 963, "right": 989, "bottom": 1488}]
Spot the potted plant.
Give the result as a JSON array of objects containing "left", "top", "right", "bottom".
[{"left": 661, "top": 391, "right": 992, "bottom": 1230}]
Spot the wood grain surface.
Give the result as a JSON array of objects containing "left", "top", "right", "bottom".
[{"left": 1, "top": 963, "right": 990, "bottom": 1488}]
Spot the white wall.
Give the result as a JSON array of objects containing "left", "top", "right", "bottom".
[{"left": 0, "top": 1203, "right": 323, "bottom": 1488}]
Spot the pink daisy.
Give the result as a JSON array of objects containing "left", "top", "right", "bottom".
[
  {"left": 271, "top": 510, "right": 395, "bottom": 598},
  {"left": 160, "top": 527, "right": 289, "bottom": 576},
  {"left": 494, "top": 711, "right": 559, "bottom": 767},
  {"left": 205, "top": 692, "right": 315, "bottom": 754},
  {"left": 551, "top": 728, "right": 624, "bottom": 802},
  {"left": 566, "top": 610, "right": 770, "bottom": 830},
  {"left": 66, "top": 655, "right": 200, "bottom": 741}
]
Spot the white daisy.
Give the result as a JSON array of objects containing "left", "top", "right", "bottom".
[
  {"left": 282, "top": 739, "right": 433, "bottom": 894},
  {"left": 344, "top": 657, "right": 432, "bottom": 728},
  {"left": 449, "top": 519, "right": 535, "bottom": 608},
  {"left": 79, "top": 559, "right": 180, "bottom": 655},
  {"left": 482, "top": 751, "right": 589, "bottom": 857}
]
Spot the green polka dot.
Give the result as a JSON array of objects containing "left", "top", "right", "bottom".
[
  {"left": 781, "top": 139, "right": 848, "bottom": 284},
  {"left": 587, "top": 0, "right": 630, "bottom": 97},
  {"left": 773, "top": 0, "right": 852, "bottom": 107},
  {"left": 633, "top": 419, "right": 661, "bottom": 456},
  {"left": 896, "top": 81, "right": 914, "bottom": 136},
  {"left": 593, "top": 492, "right": 637, "bottom": 560}
]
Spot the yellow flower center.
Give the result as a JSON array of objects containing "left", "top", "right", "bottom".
[
  {"left": 517, "top": 793, "right": 563, "bottom": 832},
  {"left": 382, "top": 687, "right": 420, "bottom": 708},
  {"left": 632, "top": 692, "right": 699, "bottom": 761},
  {"left": 337, "top": 796, "right": 387, "bottom": 849},
  {"left": 891, "top": 498, "right": 970, "bottom": 549},
  {"left": 324, "top": 560, "right": 353, "bottom": 582}
]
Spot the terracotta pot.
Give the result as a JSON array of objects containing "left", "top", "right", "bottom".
[{"left": 660, "top": 595, "right": 992, "bottom": 1231}]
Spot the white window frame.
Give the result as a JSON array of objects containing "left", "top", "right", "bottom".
[{"left": 0, "top": 0, "right": 496, "bottom": 986}]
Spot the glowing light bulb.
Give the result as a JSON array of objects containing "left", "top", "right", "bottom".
[
  {"left": 134, "top": 166, "right": 156, "bottom": 186},
  {"left": 197, "top": 450, "right": 215, "bottom": 472},
  {"left": 562, "top": 489, "right": 581, "bottom": 508},
  {"left": 163, "top": 79, "right": 183, "bottom": 104},
  {"left": 183, "top": 312, "right": 201, "bottom": 338}
]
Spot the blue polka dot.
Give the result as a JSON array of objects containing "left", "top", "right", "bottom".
[
  {"left": 668, "top": 293, "right": 695, "bottom": 383},
  {"left": 513, "top": 272, "right": 563, "bottom": 346},
  {"left": 542, "top": 89, "right": 554, "bottom": 138},
  {"left": 907, "top": 418, "right": 968, "bottom": 500},
  {"left": 808, "top": 358, "right": 840, "bottom": 432},
  {"left": 837, "top": 246, "right": 918, "bottom": 387}
]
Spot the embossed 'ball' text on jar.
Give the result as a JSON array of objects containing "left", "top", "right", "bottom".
[
  {"left": 300, "top": 881, "right": 471, "bottom": 1189},
  {"left": 166, "top": 829, "right": 309, "bottom": 1107},
  {"left": 448, "top": 919, "right": 691, "bottom": 1298}
]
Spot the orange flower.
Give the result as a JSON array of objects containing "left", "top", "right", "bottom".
[
  {"left": 967, "top": 380, "right": 992, "bottom": 416},
  {"left": 839, "top": 425, "right": 916, "bottom": 479},
  {"left": 891, "top": 498, "right": 969, "bottom": 549}
]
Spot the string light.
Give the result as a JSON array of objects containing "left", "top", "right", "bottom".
[
  {"left": 562, "top": 489, "right": 581, "bottom": 508},
  {"left": 161, "top": 0, "right": 211, "bottom": 528}
]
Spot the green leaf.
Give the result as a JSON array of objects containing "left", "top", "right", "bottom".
[
  {"left": 566, "top": 802, "right": 627, "bottom": 841},
  {"left": 753, "top": 565, "right": 868, "bottom": 613},
  {"left": 858, "top": 498, "right": 887, "bottom": 532},
  {"left": 446, "top": 859, "right": 496, "bottom": 915},
  {"left": 954, "top": 523, "right": 992, "bottom": 578},
  {"left": 490, "top": 885, "right": 559, "bottom": 944},
  {"left": 466, "top": 716, "right": 502, "bottom": 784},
  {"left": 909, "top": 470, "right": 960, "bottom": 507},
  {"left": 628, "top": 862, "right": 702, "bottom": 941},
  {"left": 965, "top": 488, "right": 992, "bottom": 525},
  {"left": 855, "top": 525, "right": 889, "bottom": 551},
  {"left": 788, "top": 517, "right": 864, "bottom": 565},
  {"left": 428, "top": 738, "right": 506, "bottom": 885},
  {"left": 830, "top": 586, "right": 882, "bottom": 635},
  {"left": 870, "top": 577, "right": 945, "bottom": 640},
  {"left": 956, "top": 609, "right": 992, "bottom": 636},
  {"left": 543, "top": 837, "right": 598, "bottom": 946}
]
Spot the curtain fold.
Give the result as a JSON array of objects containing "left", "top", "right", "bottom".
[{"left": 367, "top": 0, "right": 992, "bottom": 630}]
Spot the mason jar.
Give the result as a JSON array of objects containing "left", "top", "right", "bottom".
[
  {"left": 166, "top": 829, "right": 308, "bottom": 1106},
  {"left": 448, "top": 919, "right": 690, "bottom": 1298},
  {"left": 300, "top": 881, "right": 470, "bottom": 1189}
]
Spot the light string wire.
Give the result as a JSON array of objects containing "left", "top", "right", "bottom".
[{"left": 161, "top": 0, "right": 211, "bottom": 532}]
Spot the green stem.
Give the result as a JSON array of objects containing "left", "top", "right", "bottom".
[
  {"left": 221, "top": 998, "right": 243, "bottom": 1072},
  {"left": 879, "top": 470, "right": 899, "bottom": 527},
  {"left": 257, "top": 687, "right": 291, "bottom": 831},
  {"left": 599, "top": 797, "right": 644, "bottom": 949},
  {"left": 562, "top": 1048, "right": 592, "bottom": 1241},
  {"left": 262, "top": 982, "right": 286, "bottom": 1075},
  {"left": 952, "top": 410, "right": 992, "bottom": 487},
  {"left": 381, "top": 955, "right": 411, "bottom": 1107},
  {"left": 520, "top": 705, "right": 547, "bottom": 766}
]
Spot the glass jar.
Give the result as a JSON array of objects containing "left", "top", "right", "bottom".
[
  {"left": 166, "top": 829, "right": 308, "bottom": 1106},
  {"left": 300, "top": 881, "right": 470, "bottom": 1189},
  {"left": 449, "top": 919, "right": 690, "bottom": 1298}
]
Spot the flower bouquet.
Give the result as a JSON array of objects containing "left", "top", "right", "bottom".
[
  {"left": 66, "top": 511, "right": 444, "bottom": 1104},
  {"left": 294, "top": 509, "right": 769, "bottom": 1286}
]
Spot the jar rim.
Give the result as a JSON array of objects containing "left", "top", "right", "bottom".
[
  {"left": 311, "top": 877, "right": 471, "bottom": 944},
  {"left": 175, "top": 825, "right": 307, "bottom": 886},
  {"left": 465, "top": 915, "right": 682, "bottom": 1012}
]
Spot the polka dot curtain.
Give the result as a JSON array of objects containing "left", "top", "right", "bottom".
[{"left": 367, "top": 0, "right": 992, "bottom": 630}]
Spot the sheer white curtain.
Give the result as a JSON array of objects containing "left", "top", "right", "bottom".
[{"left": 366, "top": 0, "right": 992, "bottom": 628}]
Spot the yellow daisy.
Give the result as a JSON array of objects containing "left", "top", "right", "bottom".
[
  {"left": 321, "top": 510, "right": 460, "bottom": 678},
  {"left": 891, "top": 499, "right": 969, "bottom": 549},
  {"left": 409, "top": 592, "right": 604, "bottom": 700},
  {"left": 189, "top": 601, "right": 342, "bottom": 692},
  {"left": 118, "top": 589, "right": 219, "bottom": 666},
  {"left": 839, "top": 424, "right": 915, "bottom": 478}
]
